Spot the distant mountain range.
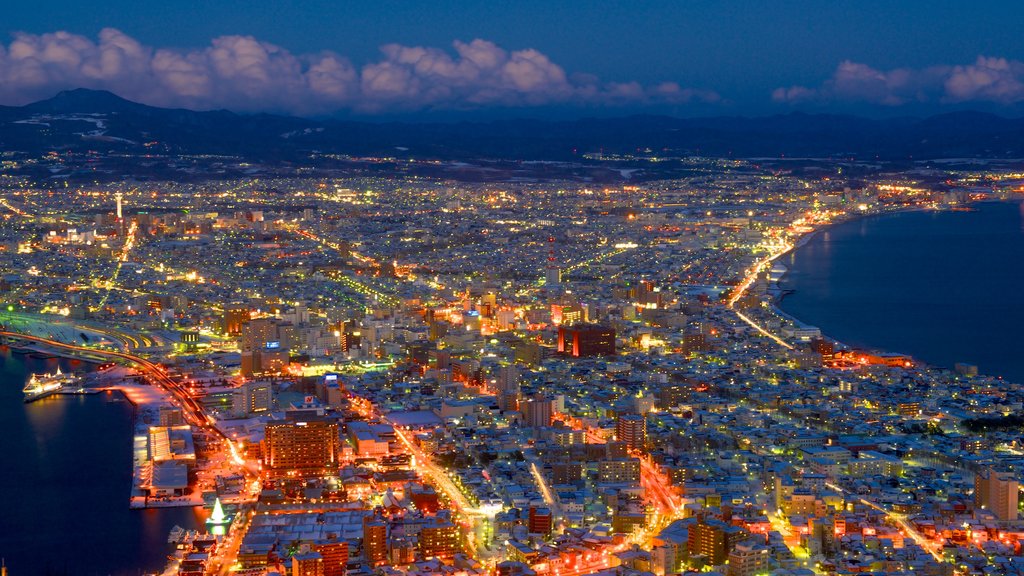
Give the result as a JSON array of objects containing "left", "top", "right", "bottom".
[{"left": 2, "top": 88, "right": 1024, "bottom": 161}]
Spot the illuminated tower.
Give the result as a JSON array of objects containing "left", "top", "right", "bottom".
[
  {"left": 545, "top": 235, "right": 561, "bottom": 285},
  {"left": 114, "top": 192, "right": 123, "bottom": 220}
]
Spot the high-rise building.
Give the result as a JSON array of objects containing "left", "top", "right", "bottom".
[
  {"left": 312, "top": 541, "right": 348, "bottom": 576},
  {"left": 557, "top": 324, "right": 615, "bottom": 357},
  {"left": 241, "top": 317, "right": 292, "bottom": 351},
  {"left": 222, "top": 303, "right": 250, "bottom": 336},
  {"left": 240, "top": 346, "right": 291, "bottom": 378},
  {"left": 233, "top": 380, "right": 273, "bottom": 417},
  {"left": 498, "top": 390, "right": 521, "bottom": 412},
  {"left": 523, "top": 395, "right": 554, "bottom": 428},
  {"left": 605, "top": 440, "right": 630, "bottom": 459},
  {"left": 419, "top": 517, "right": 460, "bottom": 559},
  {"left": 528, "top": 506, "right": 553, "bottom": 536},
  {"left": 687, "top": 520, "right": 747, "bottom": 566},
  {"left": 363, "top": 516, "right": 388, "bottom": 565},
  {"left": 657, "top": 384, "right": 687, "bottom": 410},
  {"left": 496, "top": 364, "right": 521, "bottom": 394},
  {"left": 976, "top": 467, "right": 1019, "bottom": 521},
  {"left": 616, "top": 414, "right": 647, "bottom": 451},
  {"left": 263, "top": 416, "right": 339, "bottom": 479}
]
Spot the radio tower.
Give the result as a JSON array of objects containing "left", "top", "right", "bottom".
[
  {"left": 114, "top": 192, "right": 123, "bottom": 220},
  {"left": 545, "top": 235, "right": 561, "bottom": 286}
]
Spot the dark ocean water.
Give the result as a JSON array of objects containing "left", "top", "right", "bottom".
[
  {"left": 780, "top": 200, "right": 1024, "bottom": 382},
  {"left": 0, "top": 349, "right": 203, "bottom": 576}
]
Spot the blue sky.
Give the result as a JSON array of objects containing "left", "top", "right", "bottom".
[{"left": 3, "top": 1, "right": 1023, "bottom": 117}]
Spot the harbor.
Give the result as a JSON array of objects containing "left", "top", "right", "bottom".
[{"left": 0, "top": 348, "right": 204, "bottom": 575}]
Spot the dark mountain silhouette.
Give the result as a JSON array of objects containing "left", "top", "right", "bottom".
[{"left": 1, "top": 89, "right": 1023, "bottom": 161}]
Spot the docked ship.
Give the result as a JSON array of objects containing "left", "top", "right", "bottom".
[{"left": 23, "top": 367, "right": 78, "bottom": 403}]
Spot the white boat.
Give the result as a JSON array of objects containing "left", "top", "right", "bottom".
[{"left": 23, "top": 367, "right": 78, "bottom": 402}]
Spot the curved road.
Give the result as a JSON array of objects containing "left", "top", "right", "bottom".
[{"left": 2, "top": 330, "right": 225, "bottom": 442}]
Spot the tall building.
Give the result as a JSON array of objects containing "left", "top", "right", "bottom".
[
  {"left": 687, "top": 520, "right": 747, "bottom": 566},
  {"left": 241, "top": 317, "right": 293, "bottom": 351},
  {"left": 523, "top": 395, "right": 554, "bottom": 428},
  {"left": 528, "top": 506, "right": 553, "bottom": 536},
  {"left": 557, "top": 324, "right": 615, "bottom": 357},
  {"left": 291, "top": 551, "right": 324, "bottom": 576},
  {"left": 263, "top": 416, "right": 339, "bottom": 479},
  {"left": 976, "top": 467, "right": 1019, "bottom": 521},
  {"left": 222, "top": 303, "right": 250, "bottom": 336},
  {"left": 657, "top": 384, "right": 687, "bottom": 410},
  {"left": 498, "top": 390, "right": 521, "bottom": 412},
  {"left": 616, "top": 414, "right": 647, "bottom": 451},
  {"left": 496, "top": 364, "right": 521, "bottom": 394},
  {"left": 233, "top": 380, "right": 273, "bottom": 417},
  {"left": 419, "top": 517, "right": 460, "bottom": 559},
  {"left": 363, "top": 516, "right": 388, "bottom": 565},
  {"left": 597, "top": 458, "right": 641, "bottom": 484},
  {"left": 312, "top": 541, "right": 348, "bottom": 576}
]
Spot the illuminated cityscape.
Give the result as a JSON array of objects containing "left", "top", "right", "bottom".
[
  {"left": 3, "top": 152, "right": 1024, "bottom": 576},
  {"left": 4, "top": 2, "right": 1024, "bottom": 576}
]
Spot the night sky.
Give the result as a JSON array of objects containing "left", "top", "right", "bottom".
[{"left": 3, "top": 1, "right": 1023, "bottom": 117}]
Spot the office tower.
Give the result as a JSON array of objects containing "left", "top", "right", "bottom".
[
  {"left": 557, "top": 324, "right": 615, "bottom": 357},
  {"left": 263, "top": 416, "right": 339, "bottom": 478},
  {"left": 545, "top": 235, "right": 561, "bottom": 286},
  {"left": 551, "top": 462, "right": 583, "bottom": 485},
  {"left": 496, "top": 364, "right": 521, "bottom": 394},
  {"left": 239, "top": 317, "right": 273, "bottom": 351}
]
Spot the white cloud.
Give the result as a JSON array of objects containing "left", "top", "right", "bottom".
[
  {"left": 944, "top": 57, "right": 1024, "bottom": 104},
  {"left": 0, "top": 28, "right": 716, "bottom": 115},
  {"left": 773, "top": 57, "right": 1024, "bottom": 107}
]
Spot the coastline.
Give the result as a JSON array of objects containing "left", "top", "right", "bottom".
[
  {"left": 773, "top": 203, "right": 946, "bottom": 306},
  {"left": 0, "top": 348, "right": 204, "bottom": 575},
  {"left": 6, "top": 342, "right": 204, "bottom": 509},
  {"left": 769, "top": 198, "right": 1020, "bottom": 381}
]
